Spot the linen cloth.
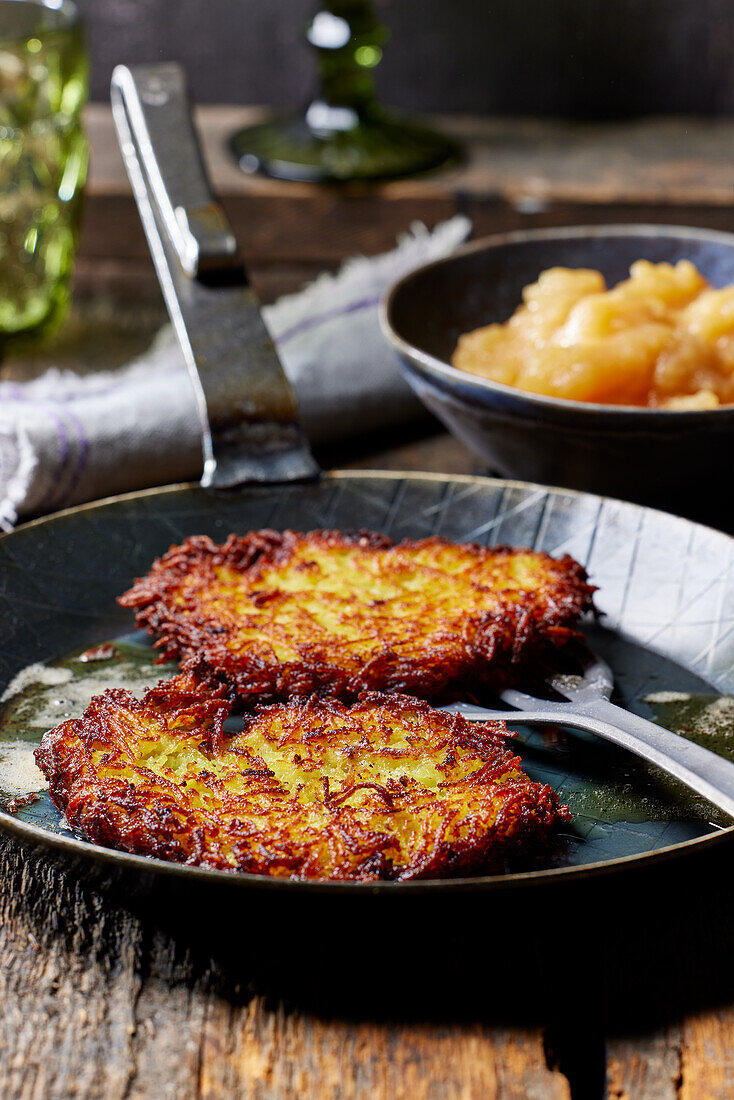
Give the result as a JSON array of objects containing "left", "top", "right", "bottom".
[{"left": 0, "top": 216, "right": 470, "bottom": 530}]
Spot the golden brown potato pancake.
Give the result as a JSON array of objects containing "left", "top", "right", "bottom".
[
  {"left": 35, "top": 680, "right": 570, "bottom": 881},
  {"left": 119, "top": 529, "right": 594, "bottom": 705}
]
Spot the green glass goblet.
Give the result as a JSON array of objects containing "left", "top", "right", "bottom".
[{"left": 230, "top": 1, "right": 458, "bottom": 182}]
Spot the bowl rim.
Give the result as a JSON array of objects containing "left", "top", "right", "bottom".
[{"left": 380, "top": 222, "right": 734, "bottom": 419}]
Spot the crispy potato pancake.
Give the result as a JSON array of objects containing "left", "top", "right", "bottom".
[
  {"left": 35, "top": 680, "right": 570, "bottom": 881},
  {"left": 119, "top": 529, "right": 594, "bottom": 705}
]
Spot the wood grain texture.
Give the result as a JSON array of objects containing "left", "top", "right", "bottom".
[
  {"left": 0, "top": 837, "right": 571, "bottom": 1099},
  {"left": 85, "top": 106, "right": 734, "bottom": 206},
  {"left": 679, "top": 1009, "right": 734, "bottom": 1100},
  {"left": 606, "top": 1029, "right": 681, "bottom": 1100},
  {"left": 199, "top": 1005, "right": 571, "bottom": 1099},
  {"left": 0, "top": 837, "right": 142, "bottom": 1099},
  {"left": 76, "top": 105, "right": 734, "bottom": 300}
]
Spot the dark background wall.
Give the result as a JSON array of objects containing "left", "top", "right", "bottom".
[{"left": 75, "top": 0, "right": 734, "bottom": 118}]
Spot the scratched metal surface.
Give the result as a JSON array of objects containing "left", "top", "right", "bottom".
[{"left": 1, "top": 470, "right": 733, "bottom": 891}]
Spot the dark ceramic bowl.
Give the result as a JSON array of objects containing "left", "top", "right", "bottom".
[{"left": 381, "top": 225, "right": 734, "bottom": 513}]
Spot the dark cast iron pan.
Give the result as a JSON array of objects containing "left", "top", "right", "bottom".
[{"left": 2, "top": 66, "right": 734, "bottom": 1005}]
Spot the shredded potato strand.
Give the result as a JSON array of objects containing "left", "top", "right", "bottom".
[
  {"left": 36, "top": 683, "right": 570, "bottom": 881},
  {"left": 118, "top": 530, "right": 594, "bottom": 705}
]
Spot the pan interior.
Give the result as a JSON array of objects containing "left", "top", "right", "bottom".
[{"left": 0, "top": 472, "right": 732, "bottom": 888}]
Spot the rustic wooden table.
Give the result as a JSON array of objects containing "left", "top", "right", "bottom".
[{"left": 3, "top": 109, "right": 734, "bottom": 1099}]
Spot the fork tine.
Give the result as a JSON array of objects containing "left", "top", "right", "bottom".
[
  {"left": 500, "top": 687, "right": 552, "bottom": 710},
  {"left": 498, "top": 644, "right": 614, "bottom": 710},
  {"left": 547, "top": 645, "right": 614, "bottom": 701}
]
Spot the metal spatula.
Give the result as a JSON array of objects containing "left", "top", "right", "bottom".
[{"left": 442, "top": 645, "right": 734, "bottom": 818}]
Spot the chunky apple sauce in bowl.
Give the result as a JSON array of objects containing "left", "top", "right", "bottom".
[
  {"left": 452, "top": 259, "right": 734, "bottom": 411},
  {"left": 381, "top": 225, "right": 734, "bottom": 515}
]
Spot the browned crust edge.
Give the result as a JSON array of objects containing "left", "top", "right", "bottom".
[
  {"left": 35, "top": 684, "right": 571, "bottom": 882},
  {"left": 117, "top": 529, "right": 596, "bottom": 706}
]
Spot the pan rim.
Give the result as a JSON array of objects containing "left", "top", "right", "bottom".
[
  {"left": 2, "top": 804, "right": 732, "bottom": 895},
  {"left": 9, "top": 466, "right": 733, "bottom": 549},
  {"left": 2, "top": 469, "right": 733, "bottom": 894}
]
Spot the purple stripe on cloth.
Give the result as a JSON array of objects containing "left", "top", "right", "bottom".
[
  {"left": 56, "top": 405, "right": 89, "bottom": 509},
  {"left": 0, "top": 360, "right": 189, "bottom": 513},
  {"left": 1, "top": 383, "right": 25, "bottom": 400},
  {"left": 274, "top": 294, "right": 380, "bottom": 346},
  {"left": 3, "top": 388, "right": 74, "bottom": 512},
  {"left": 33, "top": 406, "right": 72, "bottom": 513}
]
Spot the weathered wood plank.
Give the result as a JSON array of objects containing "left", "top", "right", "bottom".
[
  {"left": 198, "top": 1001, "right": 571, "bottom": 1100},
  {"left": 0, "top": 785, "right": 569, "bottom": 1100},
  {"left": 606, "top": 1029, "right": 681, "bottom": 1100},
  {"left": 124, "top": 932, "right": 212, "bottom": 1100},
  {"left": 0, "top": 838, "right": 141, "bottom": 1100},
  {"left": 76, "top": 105, "right": 734, "bottom": 297},
  {"left": 76, "top": 187, "right": 458, "bottom": 268},
  {"left": 679, "top": 1008, "right": 734, "bottom": 1099},
  {"left": 70, "top": 258, "right": 333, "bottom": 305},
  {"left": 85, "top": 105, "right": 734, "bottom": 208}
]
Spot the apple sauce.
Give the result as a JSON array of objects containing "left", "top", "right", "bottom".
[{"left": 452, "top": 260, "right": 734, "bottom": 408}]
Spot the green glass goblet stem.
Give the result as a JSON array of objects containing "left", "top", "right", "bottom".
[{"left": 230, "top": 1, "right": 458, "bottom": 183}]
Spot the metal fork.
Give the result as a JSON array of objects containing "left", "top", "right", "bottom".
[{"left": 441, "top": 647, "right": 734, "bottom": 818}]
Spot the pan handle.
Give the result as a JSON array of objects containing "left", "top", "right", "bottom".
[{"left": 110, "top": 62, "right": 320, "bottom": 489}]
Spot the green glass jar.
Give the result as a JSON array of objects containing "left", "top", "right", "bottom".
[{"left": 0, "top": 0, "right": 88, "bottom": 356}]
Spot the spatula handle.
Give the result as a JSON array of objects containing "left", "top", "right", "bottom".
[{"left": 110, "top": 62, "right": 320, "bottom": 489}]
